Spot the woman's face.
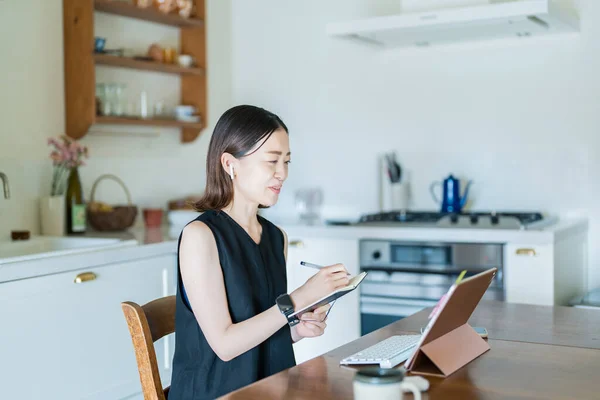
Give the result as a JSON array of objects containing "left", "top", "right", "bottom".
[{"left": 234, "top": 128, "right": 290, "bottom": 207}]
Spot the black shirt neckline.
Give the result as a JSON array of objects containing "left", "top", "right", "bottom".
[{"left": 218, "top": 210, "right": 264, "bottom": 246}]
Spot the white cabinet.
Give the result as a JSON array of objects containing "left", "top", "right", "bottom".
[
  {"left": 504, "top": 226, "right": 588, "bottom": 308},
  {"left": 504, "top": 243, "right": 554, "bottom": 306},
  {"left": 285, "top": 237, "right": 360, "bottom": 364},
  {"left": 0, "top": 253, "right": 176, "bottom": 400}
]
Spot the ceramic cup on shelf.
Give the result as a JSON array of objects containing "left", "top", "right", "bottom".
[
  {"left": 177, "top": 54, "right": 194, "bottom": 68},
  {"left": 353, "top": 367, "right": 421, "bottom": 400},
  {"left": 39, "top": 195, "right": 65, "bottom": 236},
  {"left": 94, "top": 37, "right": 106, "bottom": 53},
  {"left": 176, "top": 0, "right": 193, "bottom": 18},
  {"left": 163, "top": 47, "right": 176, "bottom": 64},
  {"left": 143, "top": 208, "right": 164, "bottom": 228}
]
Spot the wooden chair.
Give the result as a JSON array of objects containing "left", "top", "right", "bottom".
[{"left": 121, "top": 296, "right": 176, "bottom": 400}]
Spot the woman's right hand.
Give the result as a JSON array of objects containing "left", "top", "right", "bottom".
[{"left": 291, "top": 264, "right": 350, "bottom": 309}]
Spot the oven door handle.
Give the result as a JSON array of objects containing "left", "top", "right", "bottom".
[{"left": 360, "top": 296, "right": 437, "bottom": 317}]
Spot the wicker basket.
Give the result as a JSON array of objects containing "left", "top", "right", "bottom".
[{"left": 87, "top": 174, "right": 138, "bottom": 231}]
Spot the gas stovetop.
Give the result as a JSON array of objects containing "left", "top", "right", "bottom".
[{"left": 357, "top": 210, "right": 555, "bottom": 230}]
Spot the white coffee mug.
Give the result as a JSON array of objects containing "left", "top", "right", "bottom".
[{"left": 353, "top": 368, "right": 421, "bottom": 400}]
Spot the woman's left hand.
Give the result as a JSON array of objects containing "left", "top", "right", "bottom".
[{"left": 292, "top": 304, "right": 331, "bottom": 340}]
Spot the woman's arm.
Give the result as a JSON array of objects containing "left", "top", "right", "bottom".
[
  {"left": 180, "top": 221, "right": 290, "bottom": 361},
  {"left": 278, "top": 227, "right": 303, "bottom": 343},
  {"left": 278, "top": 227, "right": 302, "bottom": 343},
  {"left": 279, "top": 227, "right": 329, "bottom": 343}
]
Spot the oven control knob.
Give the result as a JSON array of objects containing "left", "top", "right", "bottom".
[
  {"left": 372, "top": 250, "right": 381, "bottom": 260},
  {"left": 491, "top": 213, "right": 499, "bottom": 225},
  {"left": 470, "top": 215, "right": 479, "bottom": 224},
  {"left": 450, "top": 214, "right": 459, "bottom": 223}
]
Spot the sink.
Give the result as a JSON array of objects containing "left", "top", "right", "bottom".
[{"left": 0, "top": 236, "right": 138, "bottom": 265}]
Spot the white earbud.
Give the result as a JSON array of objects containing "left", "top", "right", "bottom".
[{"left": 229, "top": 164, "right": 234, "bottom": 180}]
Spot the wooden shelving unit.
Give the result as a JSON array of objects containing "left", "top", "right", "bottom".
[
  {"left": 94, "top": 53, "right": 204, "bottom": 75},
  {"left": 63, "top": 0, "right": 207, "bottom": 143}
]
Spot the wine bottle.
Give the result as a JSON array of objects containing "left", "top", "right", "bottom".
[{"left": 65, "top": 167, "right": 86, "bottom": 234}]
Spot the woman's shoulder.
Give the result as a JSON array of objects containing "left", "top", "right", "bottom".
[
  {"left": 181, "top": 209, "right": 235, "bottom": 243},
  {"left": 181, "top": 219, "right": 214, "bottom": 244}
]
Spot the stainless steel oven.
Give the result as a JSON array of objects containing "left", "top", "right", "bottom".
[{"left": 359, "top": 239, "right": 504, "bottom": 336}]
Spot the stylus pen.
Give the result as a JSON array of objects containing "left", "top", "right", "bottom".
[
  {"left": 300, "top": 261, "right": 351, "bottom": 275},
  {"left": 300, "top": 261, "right": 323, "bottom": 269}
]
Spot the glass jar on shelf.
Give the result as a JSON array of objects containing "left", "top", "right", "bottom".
[
  {"left": 111, "top": 83, "right": 126, "bottom": 117},
  {"left": 95, "top": 83, "right": 110, "bottom": 116},
  {"left": 104, "top": 84, "right": 117, "bottom": 116},
  {"left": 96, "top": 83, "right": 126, "bottom": 117}
]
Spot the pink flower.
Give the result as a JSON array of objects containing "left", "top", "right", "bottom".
[
  {"left": 48, "top": 135, "right": 89, "bottom": 169},
  {"left": 62, "top": 148, "right": 71, "bottom": 161},
  {"left": 50, "top": 151, "right": 64, "bottom": 165}
]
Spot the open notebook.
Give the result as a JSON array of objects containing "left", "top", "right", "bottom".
[{"left": 290, "top": 271, "right": 368, "bottom": 319}]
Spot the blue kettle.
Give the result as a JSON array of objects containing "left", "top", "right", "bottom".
[{"left": 430, "top": 174, "right": 473, "bottom": 213}]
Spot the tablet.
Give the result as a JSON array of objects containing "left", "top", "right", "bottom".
[{"left": 404, "top": 267, "right": 497, "bottom": 372}]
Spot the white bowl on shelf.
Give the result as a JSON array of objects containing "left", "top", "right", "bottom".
[
  {"left": 168, "top": 210, "right": 201, "bottom": 229},
  {"left": 174, "top": 105, "right": 196, "bottom": 117},
  {"left": 175, "top": 114, "right": 201, "bottom": 123},
  {"left": 177, "top": 54, "right": 194, "bottom": 68}
]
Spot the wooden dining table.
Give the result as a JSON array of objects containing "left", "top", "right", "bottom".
[{"left": 219, "top": 301, "right": 600, "bottom": 399}]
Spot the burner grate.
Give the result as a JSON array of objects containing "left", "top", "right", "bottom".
[{"left": 358, "top": 210, "right": 545, "bottom": 229}]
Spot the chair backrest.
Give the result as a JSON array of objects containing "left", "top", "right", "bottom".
[{"left": 121, "top": 295, "right": 176, "bottom": 400}]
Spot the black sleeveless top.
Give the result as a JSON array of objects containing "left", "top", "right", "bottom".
[{"left": 169, "top": 210, "right": 296, "bottom": 399}]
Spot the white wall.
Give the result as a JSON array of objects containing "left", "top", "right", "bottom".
[
  {"left": 231, "top": 0, "right": 600, "bottom": 288},
  {"left": 0, "top": 0, "right": 232, "bottom": 234}
]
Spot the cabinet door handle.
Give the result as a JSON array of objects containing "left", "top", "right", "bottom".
[
  {"left": 289, "top": 240, "right": 304, "bottom": 248},
  {"left": 515, "top": 248, "right": 537, "bottom": 256},
  {"left": 74, "top": 272, "right": 97, "bottom": 283}
]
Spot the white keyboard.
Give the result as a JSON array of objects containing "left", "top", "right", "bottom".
[{"left": 340, "top": 335, "right": 421, "bottom": 369}]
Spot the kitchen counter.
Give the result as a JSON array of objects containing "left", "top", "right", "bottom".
[
  {"left": 0, "top": 225, "right": 180, "bottom": 284},
  {"left": 81, "top": 225, "right": 181, "bottom": 246},
  {"left": 276, "top": 216, "right": 588, "bottom": 245},
  {"left": 83, "top": 213, "right": 588, "bottom": 247},
  {"left": 0, "top": 215, "right": 588, "bottom": 284}
]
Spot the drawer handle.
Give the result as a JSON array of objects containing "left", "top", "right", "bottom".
[
  {"left": 289, "top": 240, "right": 304, "bottom": 248},
  {"left": 74, "top": 272, "right": 97, "bottom": 283},
  {"left": 515, "top": 248, "right": 537, "bottom": 256}
]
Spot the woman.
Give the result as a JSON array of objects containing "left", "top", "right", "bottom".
[{"left": 169, "top": 105, "right": 350, "bottom": 399}]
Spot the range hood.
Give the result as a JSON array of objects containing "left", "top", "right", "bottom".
[{"left": 326, "top": 0, "right": 579, "bottom": 48}]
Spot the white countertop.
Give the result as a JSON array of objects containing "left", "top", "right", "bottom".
[
  {"left": 276, "top": 217, "right": 588, "bottom": 245},
  {"left": 0, "top": 226, "right": 179, "bottom": 284},
  {"left": 0, "top": 216, "right": 588, "bottom": 284}
]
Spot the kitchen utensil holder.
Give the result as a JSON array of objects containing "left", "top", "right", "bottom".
[
  {"left": 390, "top": 182, "right": 410, "bottom": 211},
  {"left": 88, "top": 174, "right": 137, "bottom": 231}
]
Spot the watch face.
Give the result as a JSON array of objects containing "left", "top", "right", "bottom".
[{"left": 277, "top": 294, "right": 294, "bottom": 311}]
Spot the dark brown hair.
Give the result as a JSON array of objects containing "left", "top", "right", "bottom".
[{"left": 194, "top": 105, "right": 288, "bottom": 212}]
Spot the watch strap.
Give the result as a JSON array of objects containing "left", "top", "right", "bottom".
[{"left": 276, "top": 294, "right": 300, "bottom": 326}]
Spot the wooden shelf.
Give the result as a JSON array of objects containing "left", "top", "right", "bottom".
[
  {"left": 95, "top": 116, "right": 203, "bottom": 129},
  {"left": 94, "top": 53, "right": 204, "bottom": 75},
  {"left": 94, "top": 0, "right": 204, "bottom": 27},
  {"left": 64, "top": 0, "right": 207, "bottom": 143}
]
